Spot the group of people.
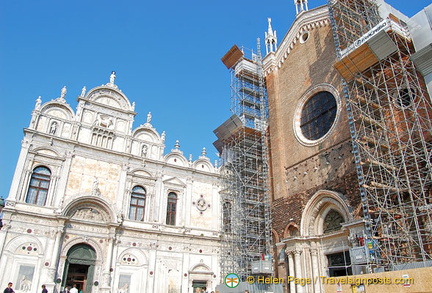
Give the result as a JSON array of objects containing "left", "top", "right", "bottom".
[
  {"left": 3, "top": 283, "right": 80, "bottom": 293},
  {"left": 3, "top": 283, "right": 47, "bottom": 293},
  {"left": 62, "top": 284, "right": 79, "bottom": 293}
]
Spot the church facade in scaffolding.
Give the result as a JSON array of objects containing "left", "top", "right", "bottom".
[
  {"left": 0, "top": 74, "right": 221, "bottom": 293},
  {"left": 264, "top": 0, "right": 432, "bottom": 292}
]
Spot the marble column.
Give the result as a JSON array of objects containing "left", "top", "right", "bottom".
[
  {"left": 293, "top": 249, "right": 303, "bottom": 293},
  {"left": 310, "top": 248, "right": 321, "bottom": 293},
  {"left": 102, "top": 234, "right": 115, "bottom": 290},
  {"left": 287, "top": 250, "right": 296, "bottom": 293},
  {"left": 47, "top": 226, "right": 64, "bottom": 286}
]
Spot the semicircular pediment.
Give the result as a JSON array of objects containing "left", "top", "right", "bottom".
[
  {"left": 64, "top": 197, "right": 116, "bottom": 223},
  {"left": 165, "top": 153, "right": 188, "bottom": 167},
  {"left": 131, "top": 169, "right": 153, "bottom": 178},
  {"left": 193, "top": 159, "right": 214, "bottom": 172},
  {"left": 33, "top": 147, "right": 61, "bottom": 158},
  {"left": 40, "top": 102, "right": 75, "bottom": 120},
  {"left": 86, "top": 86, "right": 132, "bottom": 111}
]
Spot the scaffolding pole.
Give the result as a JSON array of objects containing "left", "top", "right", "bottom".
[
  {"left": 329, "top": 0, "right": 432, "bottom": 270},
  {"left": 215, "top": 40, "right": 272, "bottom": 280}
]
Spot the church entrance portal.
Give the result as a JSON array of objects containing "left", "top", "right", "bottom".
[{"left": 63, "top": 244, "right": 96, "bottom": 293}]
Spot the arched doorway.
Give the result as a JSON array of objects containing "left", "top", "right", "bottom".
[{"left": 63, "top": 244, "right": 96, "bottom": 293}]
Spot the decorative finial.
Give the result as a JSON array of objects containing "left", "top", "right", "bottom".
[
  {"left": 81, "top": 86, "right": 86, "bottom": 97},
  {"left": 161, "top": 131, "right": 166, "bottom": 142},
  {"left": 201, "top": 147, "right": 207, "bottom": 157},
  {"left": 35, "top": 96, "right": 42, "bottom": 110},
  {"left": 294, "top": 0, "right": 309, "bottom": 15},
  {"left": 265, "top": 17, "right": 278, "bottom": 54},
  {"left": 174, "top": 140, "right": 180, "bottom": 149},
  {"left": 189, "top": 154, "right": 193, "bottom": 162}
]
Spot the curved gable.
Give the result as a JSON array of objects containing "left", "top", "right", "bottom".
[
  {"left": 133, "top": 127, "right": 161, "bottom": 143},
  {"left": 41, "top": 102, "right": 75, "bottom": 120},
  {"left": 165, "top": 153, "right": 188, "bottom": 167},
  {"left": 131, "top": 168, "right": 153, "bottom": 178},
  {"left": 193, "top": 158, "right": 214, "bottom": 172},
  {"left": 34, "top": 147, "right": 61, "bottom": 158},
  {"left": 86, "top": 86, "right": 133, "bottom": 112}
]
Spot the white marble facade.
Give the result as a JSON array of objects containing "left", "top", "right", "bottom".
[{"left": 0, "top": 76, "right": 221, "bottom": 293}]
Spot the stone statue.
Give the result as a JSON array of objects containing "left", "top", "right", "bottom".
[
  {"left": 81, "top": 86, "right": 86, "bottom": 97},
  {"left": 110, "top": 71, "right": 116, "bottom": 84},
  {"left": 147, "top": 112, "right": 152, "bottom": 124},
  {"left": 50, "top": 121, "right": 58, "bottom": 135},
  {"left": 118, "top": 283, "right": 129, "bottom": 293},
  {"left": 35, "top": 96, "right": 42, "bottom": 109},
  {"left": 20, "top": 276, "right": 32, "bottom": 292},
  {"left": 142, "top": 144, "right": 148, "bottom": 157},
  {"left": 60, "top": 86, "right": 67, "bottom": 99},
  {"left": 92, "top": 177, "right": 101, "bottom": 196},
  {"left": 161, "top": 131, "right": 166, "bottom": 142}
]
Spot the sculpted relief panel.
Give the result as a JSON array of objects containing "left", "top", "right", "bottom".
[{"left": 72, "top": 208, "right": 106, "bottom": 222}]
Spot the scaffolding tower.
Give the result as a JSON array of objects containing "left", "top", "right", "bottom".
[
  {"left": 329, "top": 0, "right": 432, "bottom": 269},
  {"left": 214, "top": 41, "right": 272, "bottom": 280}
]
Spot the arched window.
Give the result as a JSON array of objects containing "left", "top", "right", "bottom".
[
  {"left": 129, "top": 186, "right": 146, "bottom": 221},
  {"left": 166, "top": 192, "right": 177, "bottom": 225},
  {"left": 26, "top": 166, "right": 51, "bottom": 206}
]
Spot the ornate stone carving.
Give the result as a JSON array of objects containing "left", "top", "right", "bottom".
[
  {"left": 193, "top": 195, "right": 209, "bottom": 212},
  {"left": 73, "top": 208, "right": 104, "bottom": 222},
  {"left": 94, "top": 114, "right": 114, "bottom": 129},
  {"left": 91, "top": 177, "right": 101, "bottom": 196},
  {"left": 120, "top": 253, "right": 138, "bottom": 265},
  {"left": 49, "top": 121, "right": 58, "bottom": 135},
  {"left": 141, "top": 144, "right": 148, "bottom": 157}
]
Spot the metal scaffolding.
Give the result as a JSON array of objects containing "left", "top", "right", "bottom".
[
  {"left": 329, "top": 0, "right": 432, "bottom": 269},
  {"left": 214, "top": 41, "right": 272, "bottom": 280}
]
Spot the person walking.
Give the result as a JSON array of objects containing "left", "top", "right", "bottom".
[
  {"left": 69, "top": 284, "right": 78, "bottom": 293},
  {"left": 3, "top": 282, "right": 14, "bottom": 293},
  {"left": 41, "top": 284, "right": 48, "bottom": 293}
]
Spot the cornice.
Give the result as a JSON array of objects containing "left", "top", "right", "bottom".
[{"left": 263, "top": 6, "right": 330, "bottom": 75}]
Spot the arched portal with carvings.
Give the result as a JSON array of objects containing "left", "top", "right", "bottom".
[{"left": 63, "top": 244, "right": 97, "bottom": 293}]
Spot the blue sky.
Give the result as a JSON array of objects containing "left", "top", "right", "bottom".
[{"left": 0, "top": 0, "right": 430, "bottom": 198}]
